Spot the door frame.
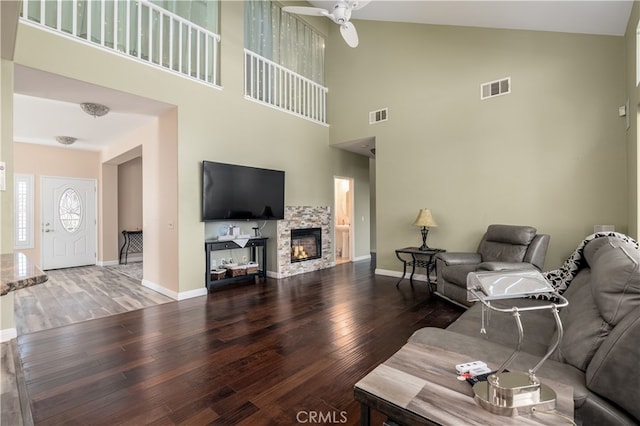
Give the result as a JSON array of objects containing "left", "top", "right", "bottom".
[
  {"left": 40, "top": 175, "right": 98, "bottom": 270},
  {"left": 334, "top": 175, "right": 355, "bottom": 261}
]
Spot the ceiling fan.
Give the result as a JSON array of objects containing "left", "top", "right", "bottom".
[{"left": 282, "top": 1, "right": 371, "bottom": 48}]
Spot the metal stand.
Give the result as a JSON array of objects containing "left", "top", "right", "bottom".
[{"left": 468, "top": 286, "right": 568, "bottom": 416}]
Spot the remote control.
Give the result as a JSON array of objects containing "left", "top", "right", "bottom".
[{"left": 455, "top": 361, "right": 488, "bottom": 374}]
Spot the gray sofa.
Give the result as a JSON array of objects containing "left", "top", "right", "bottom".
[
  {"left": 435, "top": 225, "right": 550, "bottom": 307},
  {"left": 410, "top": 236, "right": 640, "bottom": 424}
]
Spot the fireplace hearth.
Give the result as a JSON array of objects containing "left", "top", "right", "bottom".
[{"left": 291, "top": 228, "right": 322, "bottom": 263}]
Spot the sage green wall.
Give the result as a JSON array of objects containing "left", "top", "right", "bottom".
[
  {"left": 626, "top": 2, "right": 639, "bottom": 239},
  {"left": 1, "top": 2, "right": 17, "bottom": 334},
  {"left": 327, "top": 21, "right": 627, "bottom": 272},
  {"left": 1, "top": 59, "right": 13, "bottom": 254},
  {"left": 12, "top": 1, "right": 370, "bottom": 293}
]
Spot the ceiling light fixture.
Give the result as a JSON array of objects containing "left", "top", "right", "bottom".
[
  {"left": 80, "top": 102, "right": 110, "bottom": 118},
  {"left": 55, "top": 136, "right": 77, "bottom": 145}
]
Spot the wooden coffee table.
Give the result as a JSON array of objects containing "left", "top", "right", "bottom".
[{"left": 354, "top": 342, "right": 574, "bottom": 425}]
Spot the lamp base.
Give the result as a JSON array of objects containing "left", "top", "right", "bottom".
[
  {"left": 472, "top": 371, "right": 556, "bottom": 416},
  {"left": 418, "top": 227, "right": 430, "bottom": 251}
]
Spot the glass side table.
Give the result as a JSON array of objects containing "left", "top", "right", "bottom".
[{"left": 395, "top": 247, "right": 445, "bottom": 291}]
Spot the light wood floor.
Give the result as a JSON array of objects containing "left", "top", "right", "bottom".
[
  {"left": 1, "top": 264, "right": 173, "bottom": 426},
  {"left": 14, "top": 264, "right": 171, "bottom": 335}
]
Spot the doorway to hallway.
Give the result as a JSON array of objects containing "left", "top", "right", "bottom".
[{"left": 334, "top": 177, "right": 354, "bottom": 264}]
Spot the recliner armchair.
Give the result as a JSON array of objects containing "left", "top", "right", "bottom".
[{"left": 435, "top": 224, "right": 550, "bottom": 307}]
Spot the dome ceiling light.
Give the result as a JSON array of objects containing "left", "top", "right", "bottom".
[
  {"left": 80, "top": 102, "right": 110, "bottom": 118},
  {"left": 55, "top": 136, "right": 77, "bottom": 145}
]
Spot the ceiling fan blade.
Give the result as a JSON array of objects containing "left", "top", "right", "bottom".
[
  {"left": 349, "top": 0, "right": 371, "bottom": 11},
  {"left": 282, "top": 6, "right": 329, "bottom": 17},
  {"left": 340, "top": 22, "right": 359, "bottom": 48}
]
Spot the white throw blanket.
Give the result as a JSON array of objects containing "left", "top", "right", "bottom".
[{"left": 537, "top": 232, "right": 639, "bottom": 300}]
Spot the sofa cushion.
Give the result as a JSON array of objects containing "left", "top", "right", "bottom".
[
  {"left": 478, "top": 225, "right": 537, "bottom": 263},
  {"left": 479, "top": 242, "right": 528, "bottom": 263},
  {"left": 448, "top": 298, "right": 556, "bottom": 357},
  {"left": 550, "top": 268, "right": 612, "bottom": 371},
  {"left": 552, "top": 238, "right": 640, "bottom": 372},
  {"left": 484, "top": 224, "right": 537, "bottom": 246},
  {"left": 589, "top": 240, "right": 640, "bottom": 326},
  {"left": 441, "top": 264, "right": 476, "bottom": 285},
  {"left": 586, "top": 306, "right": 640, "bottom": 423}
]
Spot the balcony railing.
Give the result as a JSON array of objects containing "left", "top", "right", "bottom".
[
  {"left": 244, "top": 49, "right": 328, "bottom": 125},
  {"left": 20, "top": 0, "right": 220, "bottom": 87}
]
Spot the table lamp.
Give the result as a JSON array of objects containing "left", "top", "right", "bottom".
[
  {"left": 466, "top": 270, "right": 569, "bottom": 416},
  {"left": 413, "top": 209, "right": 437, "bottom": 251}
]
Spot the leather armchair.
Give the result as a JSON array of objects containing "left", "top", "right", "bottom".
[{"left": 435, "top": 224, "right": 550, "bottom": 307}]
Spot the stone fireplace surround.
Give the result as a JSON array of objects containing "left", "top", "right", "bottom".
[{"left": 276, "top": 206, "right": 334, "bottom": 278}]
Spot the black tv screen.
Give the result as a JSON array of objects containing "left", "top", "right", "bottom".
[{"left": 202, "top": 161, "right": 285, "bottom": 221}]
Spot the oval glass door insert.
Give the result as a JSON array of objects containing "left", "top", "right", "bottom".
[{"left": 59, "top": 188, "right": 82, "bottom": 233}]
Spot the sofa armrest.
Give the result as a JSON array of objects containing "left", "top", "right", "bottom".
[
  {"left": 435, "top": 252, "right": 481, "bottom": 266},
  {"left": 476, "top": 262, "right": 538, "bottom": 271}
]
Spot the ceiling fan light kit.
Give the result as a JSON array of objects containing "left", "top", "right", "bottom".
[{"left": 283, "top": 0, "right": 370, "bottom": 48}]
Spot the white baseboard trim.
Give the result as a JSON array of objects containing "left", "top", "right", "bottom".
[
  {"left": 177, "top": 287, "right": 208, "bottom": 300},
  {"left": 142, "top": 279, "right": 208, "bottom": 301},
  {"left": 375, "top": 268, "right": 428, "bottom": 282},
  {"left": 0, "top": 328, "right": 17, "bottom": 343},
  {"left": 97, "top": 260, "right": 119, "bottom": 267},
  {"left": 353, "top": 254, "right": 372, "bottom": 262},
  {"left": 142, "top": 279, "right": 178, "bottom": 300}
]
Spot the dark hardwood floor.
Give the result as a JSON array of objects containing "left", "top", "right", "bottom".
[{"left": 16, "top": 260, "right": 464, "bottom": 425}]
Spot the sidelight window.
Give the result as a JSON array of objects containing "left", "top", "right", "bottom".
[{"left": 14, "top": 174, "right": 34, "bottom": 249}]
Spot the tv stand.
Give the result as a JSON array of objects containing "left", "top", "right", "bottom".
[{"left": 204, "top": 237, "right": 268, "bottom": 291}]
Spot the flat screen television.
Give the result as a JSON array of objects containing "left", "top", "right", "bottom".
[{"left": 202, "top": 161, "right": 285, "bottom": 221}]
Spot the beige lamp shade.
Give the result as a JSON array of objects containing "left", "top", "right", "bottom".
[{"left": 413, "top": 209, "right": 438, "bottom": 227}]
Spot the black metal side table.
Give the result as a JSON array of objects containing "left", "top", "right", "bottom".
[
  {"left": 119, "top": 230, "right": 143, "bottom": 264},
  {"left": 395, "top": 247, "right": 445, "bottom": 291}
]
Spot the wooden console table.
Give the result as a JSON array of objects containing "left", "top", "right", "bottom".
[
  {"left": 204, "top": 237, "right": 268, "bottom": 291},
  {"left": 354, "top": 343, "right": 573, "bottom": 425}
]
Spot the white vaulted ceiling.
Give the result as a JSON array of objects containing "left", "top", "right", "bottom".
[{"left": 310, "top": 0, "right": 634, "bottom": 36}]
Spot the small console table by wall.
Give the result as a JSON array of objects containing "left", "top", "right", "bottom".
[
  {"left": 204, "top": 237, "right": 268, "bottom": 291},
  {"left": 395, "top": 247, "right": 445, "bottom": 291},
  {"left": 119, "top": 230, "right": 143, "bottom": 264}
]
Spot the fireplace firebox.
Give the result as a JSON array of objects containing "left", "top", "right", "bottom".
[{"left": 291, "top": 228, "right": 322, "bottom": 263}]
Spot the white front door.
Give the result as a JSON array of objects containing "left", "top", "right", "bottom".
[{"left": 41, "top": 177, "right": 97, "bottom": 270}]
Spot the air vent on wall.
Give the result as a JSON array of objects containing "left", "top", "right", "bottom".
[
  {"left": 369, "top": 108, "right": 388, "bottom": 124},
  {"left": 481, "top": 77, "right": 510, "bottom": 100}
]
